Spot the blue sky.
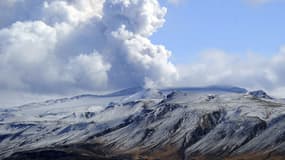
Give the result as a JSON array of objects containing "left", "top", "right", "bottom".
[
  {"left": 1, "top": 0, "right": 285, "bottom": 106},
  {"left": 152, "top": 0, "right": 285, "bottom": 64}
]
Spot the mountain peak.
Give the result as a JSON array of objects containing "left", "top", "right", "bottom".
[{"left": 248, "top": 90, "right": 273, "bottom": 99}]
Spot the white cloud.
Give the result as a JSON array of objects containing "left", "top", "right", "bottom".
[
  {"left": 177, "top": 47, "right": 285, "bottom": 97},
  {"left": 245, "top": 0, "right": 275, "bottom": 5},
  {"left": 67, "top": 52, "right": 111, "bottom": 90},
  {"left": 167, "top": 0, "right": 183, "bottom": 5},
  {"left": 1, "top": 0, "right": 285, "bottom": 103},
  {"left": 0, "top": 0, "right": 178, "bottom": 95}
]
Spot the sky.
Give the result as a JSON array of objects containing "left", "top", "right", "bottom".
[
  {"left": 154, "top": 0, "right": 285, "bottom": 64},
  {"left": 0, "top": 0, "right": 285, "bottom": 106}
]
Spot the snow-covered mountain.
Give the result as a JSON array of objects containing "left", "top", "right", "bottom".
[{"left": 1, "top": 86, "right": 285, "bottom": 160}]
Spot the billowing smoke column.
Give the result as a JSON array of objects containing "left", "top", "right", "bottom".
[{"left": 0, "top": 0, "right": 178, "bottom": 93}]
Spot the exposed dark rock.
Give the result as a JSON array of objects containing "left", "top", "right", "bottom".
[{"left": 249, "top": 90, "right": 273, "bottom": 99}]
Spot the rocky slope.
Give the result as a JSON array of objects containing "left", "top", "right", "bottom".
[{"left": 1, "top": 86, "right": 285, "bottom": 160}]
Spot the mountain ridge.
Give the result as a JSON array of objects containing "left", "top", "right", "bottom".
[
  {"left": 10, "top": 85, "right": 249, "bottom": 109},
  {"left": 1, "top": 86, "right": 285, "bottom": 160}
]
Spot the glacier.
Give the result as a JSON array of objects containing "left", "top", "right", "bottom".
[{"left": 1, "top": 86, "right": 285, "bottom": 160}]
